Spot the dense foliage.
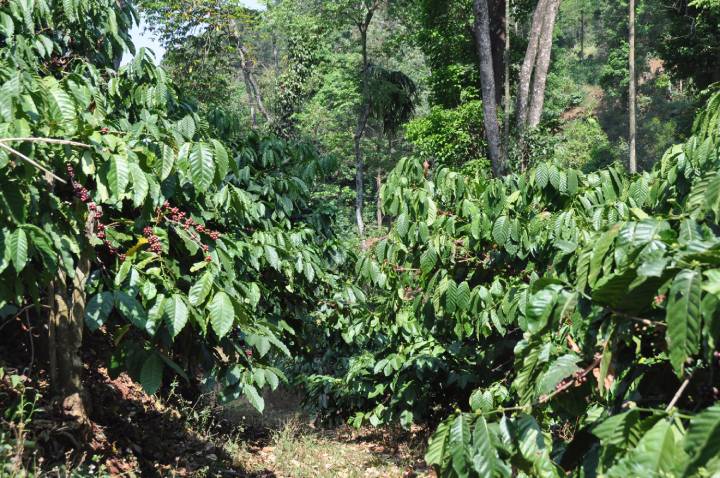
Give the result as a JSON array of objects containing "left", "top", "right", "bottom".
[
  {"left": 305, "top": 91, "right": 720, "bottom": 475},
  {"left": 0, "top": 0, "right": 349, "bottom": 414},
  {"left": 3, "top": 0, "right": 720, "bottom": 476}
]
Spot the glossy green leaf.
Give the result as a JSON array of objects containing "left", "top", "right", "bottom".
[
  {"left": 208, "top": 291, "right": 234, "bottom": 339},
  {"left": 8, "top": 227, "right": 28, "bottom": 272},
  {"left": 666, "top": 269, "right": 702, "bottom": 376},
  {"left": 189, "top": 271, "right": 214, "bottom": 306},
  {"left": 163, "top": 294, "right": 188, "bottom": 338},
  {"left": 189, "top": 142, "right": 215, "bottom": 192},
  {"left": 140, "top": 353, "right": 163, "bottom": 395},
  {"left": 85, "top": 291, "right": 114, "bottom": 331}
]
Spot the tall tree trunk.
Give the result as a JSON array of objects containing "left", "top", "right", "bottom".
[
  {"left": 376, "top": 171, "right": 383, "bottom": 230},
  {"left": 527, "top": 0, "right": 560, "bottom": 128},
  {"left": 241, "top": 72, "right": 259, "bottom": 128},
  {"left": 473, "top": 0, "right": 504, "bottom": 176},
  {"left": 354, "top": 5, "right": 378, "bottom": 239},
  {"left": 629, "top": 0, "right": 637, "bottom": 173},
  {"left": 503, "top": 0, "right": 511, "bottom": 164},
  {"left": 489, "top": 0, "right": 506, "bottom": 104},
  {"left": 354, "top": 102, "right": 369, "bottom": 239},
  {"left": 580, "top": 8, "right": 585, "bottom": 60},
  {"left": 48, "top": 255, "right": 91, "bottom": 426},
  {"left": 272, "top": 34, "right": 280, "bottom": 73},
  {"left": 516, "top": 0, "right": 548, "bottom": 131},
  {"left": 237, "top": 41, "right": 271, "bottom": 125}
]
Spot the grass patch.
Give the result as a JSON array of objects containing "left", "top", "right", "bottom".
[{"left": 234, "top": 418, "right": 430, "bottom": 478}]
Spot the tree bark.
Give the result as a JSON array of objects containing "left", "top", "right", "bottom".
[
  {"left": 241, "top": 71, "right": 259, "bottom": 128},
  {"left": 376, "top": 171, "right": 383, "bottom": 230},
  {"left": 354, "top": 5, "right": 378, "bottom": 239},
  {"left": 516, "top": 0, "right": 548, "bottom": 131},
  {"left": 48, "top": 255, "right": 91, "bottom": 426},
  {"left": 473, "top": 0, "right": 504, "bottom": 176},
  {"left": 527, "top": 0, "right": 560, "bottom": 128},
  {"left": 354, "top": 103, "right": 369, "bottom": 239},
  {"left": 629, "top": 0, "right": 637, "bottom": 173},
  {"left": 236, "top": 40, "right": 271, "bottom": 126},
  {"left": 580, "top": 8, "right": 585, "bottom": 60},
  {"left": 503, "top": 0, "right": 511, "bottom": 164},
  {"left": 489, "top": 0, "right": 506, "bottom": 105}
]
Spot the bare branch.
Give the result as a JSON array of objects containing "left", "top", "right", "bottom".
[
  {"left": 0, "top": 137, "right": 91, "bottom": 148},
  {"left": 666, "top": 377, "right": 691, "bottom": 412},
  {"left": 0, "top": 143, "right": 68, "bottom": 184}
]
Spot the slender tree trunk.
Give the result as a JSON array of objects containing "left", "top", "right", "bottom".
[
  {"left": 355, "top": 26, "right": 371, "bottom": 238},
  {"left": 473, "top": 0, "right": 504, "bottom": 176},
  {"left": 354, "top": 5, "right": 378, "bottom": 238},
  {"left": 489, "top": 0, "right": 506, "bottom": 104},
  {"left": 48, "top": 255, "right": 91, "bottom": 426},
  {"left": 629, "top": 0, "right": 637, "bottom": 173},
  {"left": 376, "top": 171, "right": 383, "bottom": 230},
  {"left": 516, "top": 0, "right": 548, "bottom": 131},
  {"left": 237, "top": 41, "right": 271, "bottom": 125},
  {"left": 503, "top": 0, "right": 511, "bottom": 164},
  {"left": 527, "top": 0, "right": 560, "bottom": 128},
  {"left": 580, "top": 8, "right": 585, "bottom": 60},
  {"left": 113, "top": 0, "right": 127, "bottom": 69},
  {"left": 354, "top": 103, "right": 368, "bottom": 239},
  {"left": 272, "top": 34, "right": 280, "bottom": 73},
  {"left": 241, "top": 72, "right": 259, "bottom": 128}
]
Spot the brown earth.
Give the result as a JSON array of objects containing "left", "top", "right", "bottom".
[{"left": 2, "top": 355, "right": 431, "bottom": 477}]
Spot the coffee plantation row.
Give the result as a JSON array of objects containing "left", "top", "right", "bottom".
[
  {"left": 0, "top": 0, "right": 719, "bottom": 476},
  {"left": 319, "top": 93, "right": 720, "bottom": 476}
]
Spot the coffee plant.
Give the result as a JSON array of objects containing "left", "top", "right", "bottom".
[
  {"left": 2, "top": 0, "right": 720, "bottom": 476},
  {"left": 304, "top": 92, "right": 720, "bottom": 476},
  {"left": 0, "top": 0, "right": 354, "bottom": 415}
]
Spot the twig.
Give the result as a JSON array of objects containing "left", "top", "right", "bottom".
[
  {"left": 666, "top": 377, "right": 691, "bottom": 412},
  {"left": 0, "top": 143, "right": 67, "bottom": 184},
  {"left": 0, "top": 304, "right": 48, "bottom": 334},
  {"left": 24, "top": 309, "right": 34, "bottom": 373},
  {"left": 0, "top": 137, "right": 90, "bottom": 148},
  {"left": 609, "top": 308, "right": 666, "bottom": 328},
  {"left": 482, "top": 355, "right": 603, "bottom": 417}
]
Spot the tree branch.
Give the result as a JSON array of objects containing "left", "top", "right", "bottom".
[
  {"left": 0, "top": 143, "right": 67, "bottom": 184},
  {"left": 0, "top": 137, "right": 90, "bottom": 148},
  {"left": 666, "top": 376, "right": 691, "bottom": 412}
]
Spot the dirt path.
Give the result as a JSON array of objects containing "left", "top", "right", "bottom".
[
  {"left": 223, "top": 389, "right": 432, "bottom": 478},
  {"left": 232, "top": 420, "right": 431, "bottom": 478},
  {"left": 5, "top": 364, "right": 432, "bottom": 477}
]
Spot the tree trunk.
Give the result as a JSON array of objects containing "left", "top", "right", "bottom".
[
  {"left": 237, "top": 41, "right": 271, "bottom": 126},
  {"left": 527, "top": 0, "right": 560, "bottom": 128},
  {"left": 580, "top": 8, "right": 585, "bottom": 60},
  {"left": 473, "top": 0, "right": 504, "bottom": 176},
  {"left": 241, "top": 72, "right": 259, "bottom": 128},
  {"left": 48, "top": 255, "right": 91, "bottom": 426},
  {"left": 516, "top": 0, "right": 548, "bottom": 131},
  {"left": 272, "top": 34, "right": 280, "bottom": 73},
  {"left": 629, "top": 0, "right": 637, "bottom": 173},
  {"left": 503, "top": 0, "right": 511, "bottom": 164},
  {"left": 354, "top": 7, "right": 375, "bottom": 238},
  {"left": 354, "top": 104, "right": 369, "bottom": 239},
  {"left": 489, "top": 0, "right": 506, "bottom": 105},
  {"left": 376, "top": 171, "right": 383, "bottom": 230}
]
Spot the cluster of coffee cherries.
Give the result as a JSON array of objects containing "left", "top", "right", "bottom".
[
  {"left": 143, "top": 226, "right": 163, "bottom": 254},
  {"left": 157, "top": 201, "right": 221, "bottom": 262},
  {"left": 67, "top": 164, "right": 126, "bottom": 262}
]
